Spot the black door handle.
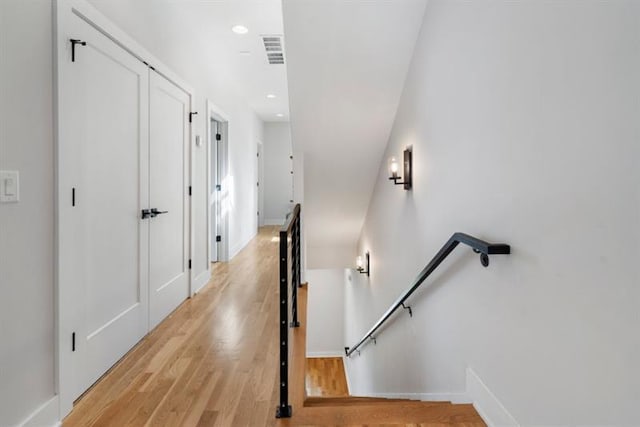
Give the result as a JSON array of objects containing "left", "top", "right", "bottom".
[{"left": 151, "top": 208, "right": 168, "bottom": 216}]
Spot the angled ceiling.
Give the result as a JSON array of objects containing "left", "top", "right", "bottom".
[
  {"left": 283, "top": 0, "right": 427, "bottom": 267},
  {"left": 87, "top": 0, "right": 290, "bottom": 122}
]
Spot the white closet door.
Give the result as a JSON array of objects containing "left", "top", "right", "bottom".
[
  {"left": 149, "top": 70, "right": 191, "bottom": 329},
  {"left": 61, "top": 15, "right": 150, "bottom": 399}
]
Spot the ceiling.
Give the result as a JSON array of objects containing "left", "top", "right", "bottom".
[
  {"left": 87, "top": 0, "right": 290, "bottom": 122},
  {"left": 283, "top": 0, "right": 428, "bottom": 267}
]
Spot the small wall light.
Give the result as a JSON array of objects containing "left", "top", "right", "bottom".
[
  {"left": 388, "top": 148, "right": 412, "bottom": 190},
  {"left": 356, "top": 252, "right": 370, "bottom": 276}
]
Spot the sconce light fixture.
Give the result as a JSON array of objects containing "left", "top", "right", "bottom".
[
  {"left": 356, "top": 252, "right": 370, "bottom": 277},
  {"left": 388, "top": 148, "right": 412, "bottom": 190}
]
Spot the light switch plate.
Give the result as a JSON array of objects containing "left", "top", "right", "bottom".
[{"left": 0, "top": 170, "right": 19, "bottom": 203}]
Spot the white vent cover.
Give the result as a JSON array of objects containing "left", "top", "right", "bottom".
[{"left": 262, "top": 35, "right": 285, "bottom": 64}]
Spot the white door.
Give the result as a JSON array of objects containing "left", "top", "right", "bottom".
[
  {"left": 149, "top": 70, "right": 191, "bottom": 329},
  {"left": 257, "top": 143, "right": 264, "bottom": 228},
  {"left": 61, "top": 15, "right": 150, "bottom": 399},
  {"left": 210, "top": 118, "right": 218, "bottom": 262}
]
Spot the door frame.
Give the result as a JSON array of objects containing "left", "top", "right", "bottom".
[
  {"left": 257, "top": 141, "right": 265, "bottom": 228},
  {"left": 205, "top": 100, "right": 230, "bottom": 263},
  {"left": 55, "top": 0, "right": 195, "bottom": 418}
]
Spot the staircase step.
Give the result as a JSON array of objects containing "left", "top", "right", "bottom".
[
  {"left": 304, "top": 395, "right": 451, "bottom": 407},
  {"left": 292, "top": 402, "right": 484, "bottom": 424}
]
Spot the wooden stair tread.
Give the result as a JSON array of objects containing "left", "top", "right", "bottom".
[
  {"left": 289, "top": 402, "right": 484, "bottom": 424},
  {"left": 304, "top": 396, "right": 449, "bottom": 407},
  {"left": 305, "top": 396, "right": 416, "bottom": 404}
]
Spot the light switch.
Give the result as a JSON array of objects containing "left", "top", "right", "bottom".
[{"left": 0, "top": 171, "right": 19, "bottom": 203}]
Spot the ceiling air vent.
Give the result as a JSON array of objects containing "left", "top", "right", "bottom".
[{"left": 262, "top": 35, "right": 285, "bottom": 65}]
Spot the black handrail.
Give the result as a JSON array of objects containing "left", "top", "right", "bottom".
[
  {"left": 345, "top": 232, "right": 510, "bottom": 358},
  {"left": 276, "top": 203, "right": 301, "bottom": 419}
]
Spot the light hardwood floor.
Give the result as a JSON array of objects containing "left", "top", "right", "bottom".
[
  {"left": 65, "top": 226, "right": 283, "bottom": 427},
  {"left": 64, "top": 226, "right": 485, "bottom": 426}
]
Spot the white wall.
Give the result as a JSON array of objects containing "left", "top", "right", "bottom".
[
  {"left": 306, "top": 269, "right": 345, "bottom": 357},
  {"left": 263, "top": 122, "right": 292, "bottom": 225},
  {"left": 346, "top": 1, "right": 640, "bottom": 425},
  {"left": 0, "top": 1, "right": 57, "bottom": 426}
]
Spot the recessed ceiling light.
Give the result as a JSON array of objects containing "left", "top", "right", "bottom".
[
  {"left": 276, "top": 113, "right": 284, "bottom": 117},
  {"left": 266, "top": 94, "right": 276, "bottom": 99},
  {"left": 232, "top": 25, "right": 249, "bottom": 35}
]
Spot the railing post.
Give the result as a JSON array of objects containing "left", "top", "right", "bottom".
[
  {"left": 290, "top": 216, "right": 300, "bottom": 328},
  {"left": 276, "top": 229, "right": 292, "bottom": 418},
  {"left": 296, "top": 215, "right": 302, "bottom": 288},
  {"left": 275, "top": 204, "right": 301, "bottom": 418}
]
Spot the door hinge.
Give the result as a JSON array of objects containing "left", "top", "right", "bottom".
[
  {"left": 70, "top": 39, "right": 86, "bottom": 62},
  {"left": 72, "top": 332, "right": 76, "bottom": 352},
  {"left": 72, "top": 188, "right": 76, "bottom": 206},
  {"left": 216, "top": 235, "right": 221, "bottom": 242},
  {"left": 189, "top": 186, "right": 192, "bottom": 196},
  {"left": 216, "top": 184, "right": 221, "bottom": 191},
  {"left": 188, "top": 259, "right": 192, "bottom": 269},
  {"left": 216, "top": 133, "right": 221, "bottom": 141},
  {"left": 189, "top": 112, "right": 198, "bottom": 123}
]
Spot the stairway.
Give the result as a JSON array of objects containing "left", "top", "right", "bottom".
[{"left": 278, "top": 284, "right": 487, "bottom": 426}]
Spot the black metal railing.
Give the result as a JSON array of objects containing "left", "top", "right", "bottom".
[
  {"left": 345, "top": 232, "right": 510, "bottom": 358},
  {"left": 275, "top": 203, "right": 301, "bottom": 418}
]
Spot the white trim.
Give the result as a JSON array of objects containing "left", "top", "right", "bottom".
[
  {"left": 342, "top": 356, "right": 352, "bottom": 394},
  {"left": 229, "top": 230, "right": 257, "bottom": 260},
  {"left": 18, "top": 395, "right": 60, "bottom": 427},
  {"left": 306, "top": 351, "right": 346, "bottom": 358},
  {"left": 264, "top": 218, "right": 286, "bottom": 226},
  {"left": 466, "top": 367, "right": 520, "bottom": 427},
  {"left": 206, "top": 100, "right": 230, "bottom": 262},
  {"left": 192, "top": 269, "right": 211, "bottom": 295},
  {"left": 256, "top": 141, "right": 264, "bottom": 227}
]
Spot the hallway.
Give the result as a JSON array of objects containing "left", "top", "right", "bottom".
[{"left": 64, "top": 227, "right": 282, "bottom": 427}]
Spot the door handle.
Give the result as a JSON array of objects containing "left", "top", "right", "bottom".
[
  {"left": 151, "top": 208, "right": 168, "bottom": 216},
  {"left": 141, "top": 209, "right": 154, "bottom": 219}
]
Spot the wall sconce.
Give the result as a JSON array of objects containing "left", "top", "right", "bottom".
[
  {"left": 388, "top": 148, "right": 412, "bottom": 190},
  {"left": 356, "top": 252, "right": 370, "bottom": 276}
]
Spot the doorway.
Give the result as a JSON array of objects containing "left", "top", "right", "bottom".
[
  {"left": 257, "top": 142, "right": 264, "bottom": 228},
  {"left": 206, "top": 101, "right": 230, "bottom": 264}
]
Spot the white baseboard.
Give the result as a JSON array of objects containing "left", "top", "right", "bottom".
[
  {"left": 306, "top": 351, "right": 345, "bottom": 358},
  {"left": 229, "top": 230, "right": 257, "bottom": 260},
  {"left": 466, "top": 367, "right": 519, "bottom": 427},
  {"left": 264, "top": 218, "right": 285, "bottom": 226},
  {"left": 18, "top": 395, "right": 60, "bottom": 427},
  {"left": 342, "top": 356, "right": 352, "bottom": 394},
  {"left": 192, "top": 269, "right": 211, "bottom": 295}
]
